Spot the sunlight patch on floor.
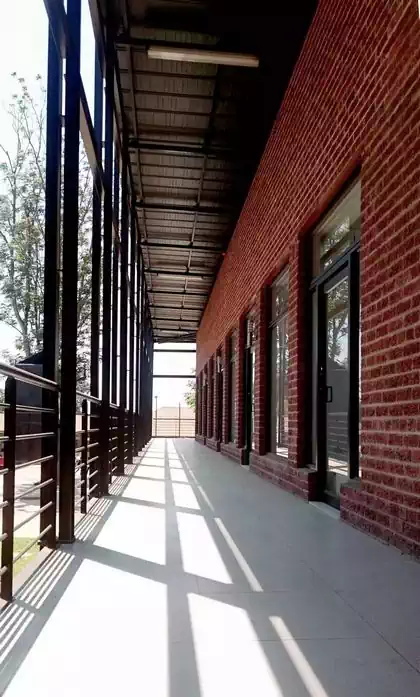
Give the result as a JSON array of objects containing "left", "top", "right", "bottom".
[
  {"left": 172, "top": 482, "right": 200, "bottom": 510},
  {"left": 177, "top": 511, "right": 232, "bottom": 584},
  {"left": 214, "top": 517, "right": 263, "bottom": 592},
  {"left": 189, "top": 593, "right": 284, "bottom": 697},
  {"left": 124, "top": 476, "right": 166, "bottom": 505},
  {"left": 93, "top": 502, "right": 166, "bottom": 565},
  {"left": 270, "top": 616, "right": 330, "bottom": 697},
  {"left": 169, "top": 468, "right": 188, "bottom": 483},
  {"left": 4, "top": 561, "right": 169, "bottom": 697},
  {"left": 136, "top": 465, "right": 166, "bottom": 480}
]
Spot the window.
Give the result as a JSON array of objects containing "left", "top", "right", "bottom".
[
  {"left": 245, "top": 316, "right": 256, "bottom": 452},
  {"left": 312, "top": 180, "right": 361, "bottom": 277},
  {"left": 216, "top": 350, "right": 223, "bottom": 441},
  {"left": 229, "top": 333, "right": 237, "bottom": 443},
  {"left": 208, "top": 360, "right": 214, "bottom": 438},
  {"left": 270, "top": 269, "right": 289, "bottom": 457}
]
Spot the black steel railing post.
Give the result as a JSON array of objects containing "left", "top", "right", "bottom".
[
  {"left": 117, "top": 406, "right": 125, "bottom": 475},
  {"left": 80, "top": 399, "right": 88, "bottom": 515},
  {"left": 40, "top": 389, "right": 58, "bottom": 549},
  {"left": 100, "top": 401, "right": 110, "bottom": 496},
  {"left": 1, "top": 378, "right": 17, "bottom": 601}
]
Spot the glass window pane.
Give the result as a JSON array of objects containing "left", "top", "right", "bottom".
[
  {"left": 270, "top": 269, "right": 289, "bottom": 457},
  {"left": 229, "top": 333, "right": 237, "bottom": 442},
  {"left": 313, "top": 180, "right": 361, "bottom": 276},
  {"left": 271, "top": 269, "right": 289, "bottom": 322}
]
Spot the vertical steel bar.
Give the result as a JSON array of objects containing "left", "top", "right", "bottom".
[
  {"left": 59, "top": 0, "right": 81, "bottom": 543},
  {"left": 80, "top": 399, "right": 88, "bottom": 515},
  {"left": 179, "top": 402, "right": 181, "bottom": 438},
  {"left": 40, "top": 389, "right": 58, "bottom": 549},
  {"left": 135, "top": 250, "right": 142, "bottom": 452},
  {"left": 100, "top": 29, "right": 114, "bottom": 495},
  {"left": 90, "top": 46, "right": 103, "bottom": 398},
  {"left": 42, "top": 14, "right": 62, "bottom": 552},
  {"left": 111, "top": 151, "right": 119, "bottom": 404},
  {"left": 1, "top": 379, "right": 16, "bottom": 601},
  {"left": 119, "top": 153, "right": 128, "bottom": 473},
  {"left": 43, "top": 16, "right": 62, "bottom": 385},
  {"left": 128, "top": 206, "right": 136, "bottom": 461},
  {"left": 111, "top": 236, "right": 119, "bottom": 405}
]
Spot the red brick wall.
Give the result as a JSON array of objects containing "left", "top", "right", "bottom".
[{"left": 196, "top": 0, "right": 420, "bottom": 555}]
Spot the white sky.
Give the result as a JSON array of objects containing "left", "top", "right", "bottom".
[{"left": 0, "top": 0, "right": 196, "bottom": 407}]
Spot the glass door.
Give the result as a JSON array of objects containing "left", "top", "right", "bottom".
[
  {"left": 324, "top": 269, "right": 350, "bottom": 501},
  {"left": 244, "top": 317, "right": 255, "bottom": 464},
  {"left": 314, "top": 252, "right": 359, "bottom": 507}
]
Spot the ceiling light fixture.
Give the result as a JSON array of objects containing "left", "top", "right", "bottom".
[{"left": 147, "top": 45, "right": 259, "bottom": 68}]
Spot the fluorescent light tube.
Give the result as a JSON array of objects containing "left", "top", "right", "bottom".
[{"left": 147, "top": 46, "right": 259, "bottom": 68}]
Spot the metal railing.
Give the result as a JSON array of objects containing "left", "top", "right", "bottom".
[
  {"left": 75, "top": 392, "right": 102, "bottom": 515},
  {"left": 0, "top": 364, "right": 148, "bottom": 605},
  {"left": 0, "top": 361, "right": 59, "bottom": 602},
  {"left": 153, "top": 416, "right": 195, "bottom": 438}
]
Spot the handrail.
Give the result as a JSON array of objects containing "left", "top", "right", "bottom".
[
  {"left": 76, "top": 390, "right": 101, "bottom": 405},
  {"left": 0, "top": 361, "right": 59, "bottom": 391}
]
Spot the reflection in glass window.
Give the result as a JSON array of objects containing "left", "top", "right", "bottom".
[
  {"left": 313, "top": 180, "right": 361, "bottom": 276},
  {"left": 270, "top": 270, "right": 289, "bottom": 457}
]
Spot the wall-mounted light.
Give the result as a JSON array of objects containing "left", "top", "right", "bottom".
[{"left": 147, "top": 45, "right": 259, "bottom": 68}]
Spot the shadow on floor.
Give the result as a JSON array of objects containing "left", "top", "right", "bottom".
[{"left": 0, "top": 438, "right": 419, "bottom": 696}]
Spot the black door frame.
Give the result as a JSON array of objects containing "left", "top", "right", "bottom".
[
  {"left": 311, "top": 242, "right": 360, "bottom": 506},
  {"left": 243, "top": 318, "right": 255, "bottom": 465}
]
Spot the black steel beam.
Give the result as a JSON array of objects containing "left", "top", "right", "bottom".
[
  {"left": 119, "top": 157, "right": 128, "bottom": 413},
  {"left": 59, "top": 0, "right": 81, "bottom": 544},
  {"left": 136, "top": 201, "right": 232, "bottom": 216},
  {"left": 111, "top": 148, "right": 120, "bottom": 405},
  {"left": 90, "top": 44, "right": 103, "bottom": 397},
  {"left": 145, "top": 268, "right": 214, "bottom": 278},
  {"left": 147, "top": 289, "right": 208, "bottom": 297},
  {"left": 43, "top": 17, "right": 62, "bottom": 386},
  {"left": 128, "top": 203, "right": 136, "bottom": 461},
  {"left": 141, "top": 241, "right": 222, "bottom": 254},
  {"left": 100, "top": 30, "right": 114, "bottom": 496},
  {"left": 152, "top": 318, "right": 199, "bottom": 325},
  {"left": 149, "top": 304, "right": 201, "bottom": 312},
  {"left": 42, "top": 19, "right": 62, "bottom": 552},
  {"left": 135, "top": 236, "right": 142, "bottom": 447},
  {"left": 129, "top": 140, "right": 234, "bottom": 159}
]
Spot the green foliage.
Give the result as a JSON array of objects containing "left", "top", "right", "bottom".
[
  {"left": 184, "top": 377, "right": 196, "bottom": 412},
  {"left": 0, "top": 74, "right": 92, "bottom": 387}
]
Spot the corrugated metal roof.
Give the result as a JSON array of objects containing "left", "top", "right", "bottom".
[{"left": 107, "top": 0, "right": 317, "bottom": 341}]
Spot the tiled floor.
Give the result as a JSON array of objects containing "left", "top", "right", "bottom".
[{"left": 0, "top": 438, "right": 419, "bottom": 696}]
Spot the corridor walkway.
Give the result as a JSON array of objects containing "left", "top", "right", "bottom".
[{"left": 0, "top": 439, "right": 419, "bottom": 696}]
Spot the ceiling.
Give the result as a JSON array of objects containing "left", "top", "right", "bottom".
[{"left": 105, "top": 0, "right": 317, "bottom": 342}]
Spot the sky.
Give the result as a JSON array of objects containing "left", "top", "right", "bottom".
[{"left": 0, "top": 0, "right": 196, "bottom": 407}]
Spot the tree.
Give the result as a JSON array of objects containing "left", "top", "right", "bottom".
[
  {"left": 184, "top": 375, "right": 196, "bottom": 411},
  {"left": 0, "top": 74, "right": 92, "bottom": 387}
]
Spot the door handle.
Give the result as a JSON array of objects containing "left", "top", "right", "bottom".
[{"left": 326, "top": 385, "right": 333, "bottom": 403}]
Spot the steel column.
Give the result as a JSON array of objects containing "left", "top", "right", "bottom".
[
  {"left": 111, "top": 151, "right": 120, "bottom": 404},
  {"left": 90, "top": 45, "right": 103, "bottom": 397},
  {"left": 135, "top": 234, "right": 142, "bottom": 453},
  {"left": 100, "top": 29, "right": 114, "bottom": 496},
  {"left": 59, "top": 0, "right": 81, "bottom": 543},
  {"left": 42, "top": 18, "right": 62, "bottom": 550},
  {"left": 128, "top": 206, "right": 136, "bottom": 462},
  {"left": 118, "top": 151, "right": 128, "bottom": 473}
]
